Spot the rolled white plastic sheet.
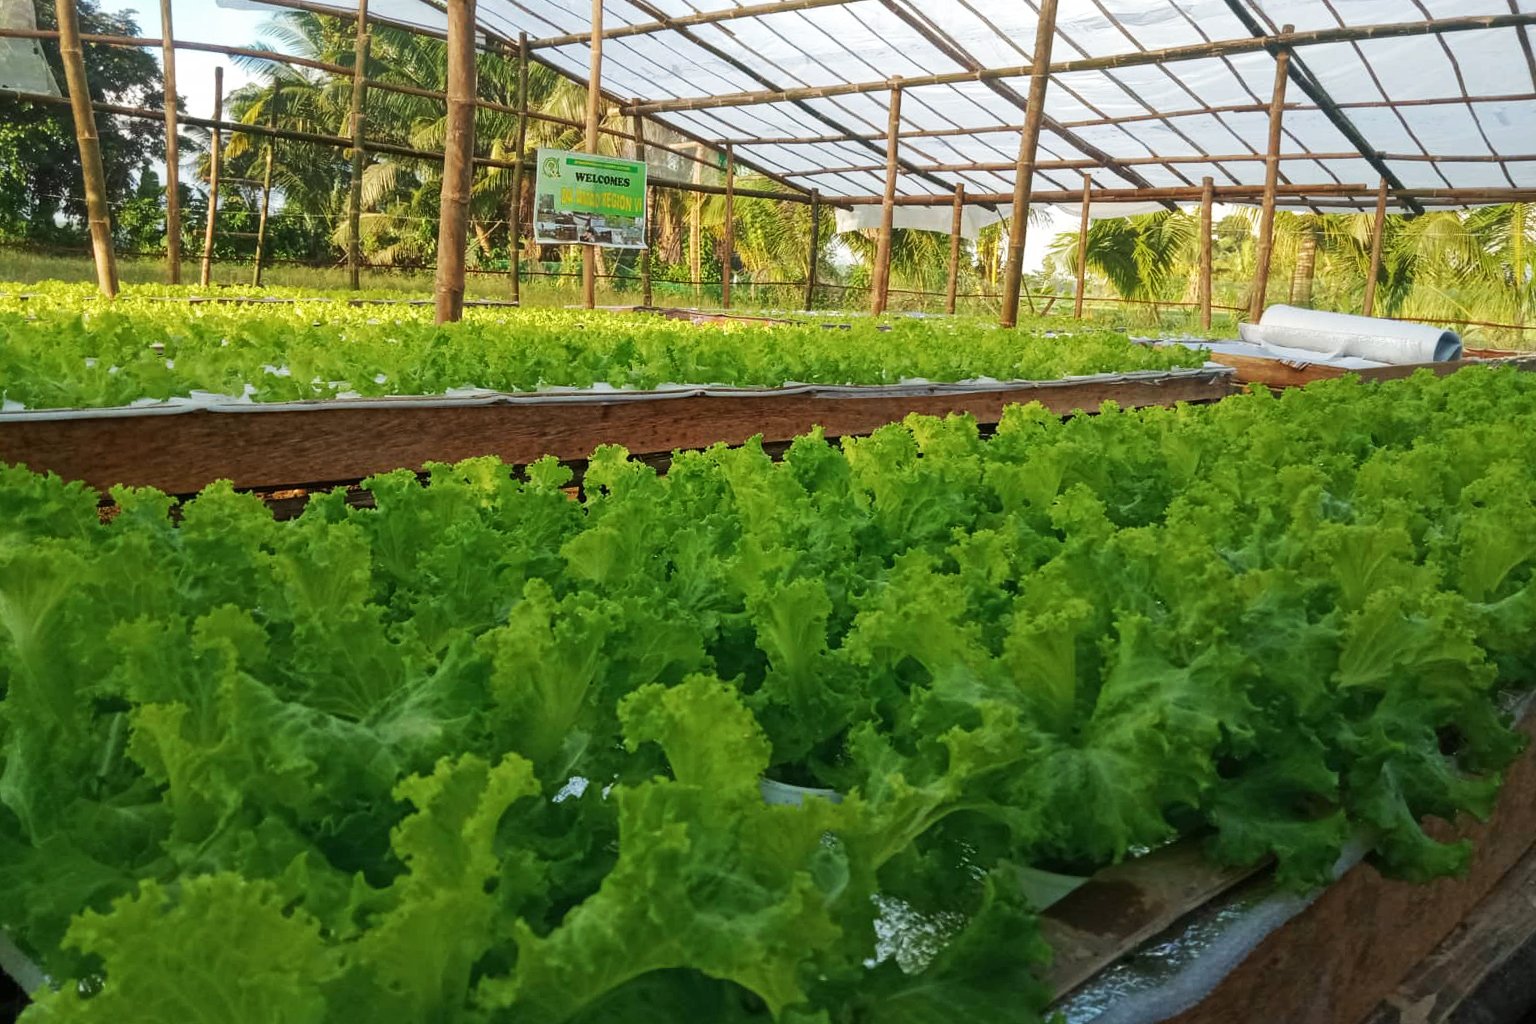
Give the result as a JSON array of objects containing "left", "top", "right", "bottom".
[{"left": 1238, "top": 305, "right": 1462, "bottom": 365}]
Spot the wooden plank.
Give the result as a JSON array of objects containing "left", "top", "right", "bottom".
[
  {"left": 1208, "top": 353, "right": 1536, "bottom": 389},
  {"left": 0, "top": 373, "right": 1234, "bottom": 495},
  {"left": 1364, "top": 843, "right": 1536, "bottom": 1024},
  {"left": 1043, "top": 842, "right": 1266, "bottom": 998},
  {"left": 1163, "top": 713, "right": 1536, "bottom": 1024}
]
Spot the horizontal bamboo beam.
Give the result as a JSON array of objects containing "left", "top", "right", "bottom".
[
  {"left": 3, "top": 24, "right": 804, "bottom": 190},
  {"left": 833, "top": 183, "right": 1536, "bottom": 207},
  {"left": 783, "top": 150, "right": 1536, "bottom": 177},
  {"left": 0, "top": 26, "right": 352, "bottom": 75},
  {"left": 625, "top": 13, "right": 1536, "bottom": 114},
  {"left": 207, "top": 0, "right": 810, "bottom": 195},
  {"left": 716, "top": 92, "right": 1536, "bottom": 147},
  {"left": 836, "top": 183, "right": 1370, "bottom": 205},
  {"left": 528, "top": 0, "right": 854, "bottom": 49},
  {"left": 207, "top": 0, "right": 454, "bottom": 43},
  {"left": 0, "top": 26, "right": 724, "bottom": 174},
  {"left": 12, "top": 81, "right": 1531, "bottom": 211},
  {"left": 363, "top": 78, "right": 718, "bottom": 170},
  {"left": 1, "top": 88, "right": 814, "bottom": 204}
]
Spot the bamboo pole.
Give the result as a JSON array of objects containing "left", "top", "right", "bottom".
[
  {"left": 836, "top": 182, "right": 1367, "bottom": 205},
  {"left": 582, "top": 0, "right": 602, "bottom": 310},
  {"left": 946, "top": 184, "right": 964, "bottom": 315},
  {"left": 625, "top": 13, "right": 1536, "bottom": 115},
  {"left": 631, "top": 105, "right": 652, "bottom": 306},
  {"left": 1199, "top": 175, "right": 1214, "bottom": 331},
  {"left": 1248, "top": 25, "right": 1292, "bottom": 323},
  {"left": 1000, "top": 0, "right": 1057, "bottom": 328},
  {"left": 779, "top": 148, "right": 1520, "bottom": 178},
  {"left": 690, "top": 143, "right": 703, "bottom": 303},
  {"left": 347, "top": 0, "right": 370, "bottom": 290},
  {"left": 722, "top": 141, "right": 736, "bottom": 310},
  {"left": 199, "top": 66, "right": 223, "bottom": 289},
  {"left": 57, "top": 0, "right": 119, "bottom": 298},
  {"left": 158, "top": 0, "right": 181, "bottom": 284},
  {"left": 1073, "top": 173, "right": 1090, "bottom": 319},
  {"left": 434, "top": 0, "right": 476, "bottom": 324},
  {"left": 252, "top": 92, "right": 278, "bottom": 288},
  {"left": 509, "top": 32, "right": 528, "bottom": 303},
  {"left": 531, "top": 0, "right": 853, "bottom": 48},
  {"left": 717, "top": 93, "right": 1536, "bottom": 147},
  {"left": 641, "top": 184, "right": 654, "bottom": 305},
  {"left": 1363, "top": 176, "right": 1389, "bottom": 317},
  {"left": 0, "top": 27, "right": 355, "bottom": 76},
  {"left": 870, "top": 77, "right": 902, "bottom": 316},
  {"left": 805, "top": 189, "right": 821, "bottom": 311}
]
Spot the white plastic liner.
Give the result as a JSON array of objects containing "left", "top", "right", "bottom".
[
  {"left": 0, "top": 367, "right": 1235, "bottom": 424},
  {"left": 1239, "top": 305, "right": 1463, "bottom": 364},
  {"left": 833, "top": 203, "right": 1006, "bottom": 240},
  {"left": 0, "top": 0, "right": 59, "bottom": 95},
  {"left": 218, "top": 0, "right": 1536, "bottom": 208}
]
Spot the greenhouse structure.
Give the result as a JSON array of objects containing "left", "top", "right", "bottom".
[{"left": 1, "top": 1, "right": 1535, "bottom": 1022}]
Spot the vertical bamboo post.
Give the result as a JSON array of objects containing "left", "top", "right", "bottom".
[
  {"left": 690, "top": 143, "right": 703, "bottom": 305},
  {"left": 159, "top": 0, "right": 181, "bottom": 284},
  {"left": 721, "top": 141, "right": 735, "bottom": 310},
  {"left": 199, "top": 66, "right": 223, "bottom": 289},
  {"left": 582, "top": 0, "right": 603, "bottom": 309},
  {"left": 945, "top": 184, "right": 964, "bottom": 315},
  {"left": 1363, "top": 177, "right": 1389, "bottom": 317},
  {"left": 252, "top": 92, "right": 277, "bottom": 288},
  {"left": 1249, "top": 25, "right": 1292, "bottom": 323},
  {"left": 999, "top": 0, "right": 1058, "bottom": 328},
  {"left": 346, "top": 0, "right": 371, "bottom": 290},
  {"left": 434, "top": 0, "right": 477, "bottom": 324},
  {"left": 631, "top": 105, "right": 652, "bottom": 306},
  {"left": 805, "top": 189, "right": 821, "bottom": 311},
  {"left": 58, "top": 0, "right": 119, "bottom": 298},
  {"left": 641, "top": 184, "right": 655, "bottom": 305},
  {"left": 1073, "top": 173, "right": 1091, "bottom": 319},
  {"left": 509, "top": 31, "right": 528, "bottom": 303},
  {"left": 870, "top": 77, "right": 902, "bottom": 316},
  {"left": 1199, "top": 175, "right": 1214, "bottom": 331}
]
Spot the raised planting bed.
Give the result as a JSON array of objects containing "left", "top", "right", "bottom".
[
  {"left": 1044, "top": 709, "right": 1536, "bottom": 1024},
  {"left": 1195, "top": 344, "right": 1536, "bottom": 389},
  {"left": 0, "top": 369, "right": 1235, "bottom": 494},
  {"left": 3, "top": 368, "right": 1534, "bottom": 1023}
]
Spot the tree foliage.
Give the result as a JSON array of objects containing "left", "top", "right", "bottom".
[{"left": 0, "top": 0, "right": 167, "bottom": 247}]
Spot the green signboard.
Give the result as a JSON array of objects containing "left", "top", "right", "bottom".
[{"left": 533, "top": 147, "right": 648, "bottom": 249}]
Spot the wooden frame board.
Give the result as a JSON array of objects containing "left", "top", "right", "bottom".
[
  {"left": 1363, "top": 842, "right": 1536, "bottom": 1024},
  {"left": 1208, "top": 352, "right": 1536, "bottom": 389},
  {"left": 1045, "top": 713, "right": 1536, "bottom": 1024},
  {"left": 0, "top": 370, "right": 1234, "bottom": 495}
]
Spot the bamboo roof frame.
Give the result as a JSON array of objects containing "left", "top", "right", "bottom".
[{"left": 192, "top": 1, "right": 1536, "bottom": 217}]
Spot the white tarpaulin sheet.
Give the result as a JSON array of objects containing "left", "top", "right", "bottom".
[
  {"left": 218, "top": 0, "right": 1536, "bottom": 210},
  {"left": 0, "top": 0, "right": 59, "bottom": 95},
  {"left": 833, "top": 203, "right": 1006, "bottom": 240}
]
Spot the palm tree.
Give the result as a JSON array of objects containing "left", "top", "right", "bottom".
[{"left": 1046, "top": 210, "right": 1199, "bottom": 304}]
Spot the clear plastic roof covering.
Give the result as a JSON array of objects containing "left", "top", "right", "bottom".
[
  {"left": 1, "top": 0, "right": 59, "bottom": 95},
  {"left": 220, "top": 0, "right": 1536, "bottom": 211}
]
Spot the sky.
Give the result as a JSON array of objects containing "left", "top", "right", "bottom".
[
  {"left": 100, "top": 0, "right": 267, "bottom": 119},
  {"left": 96, "top": 0, "right": 1068, "bottom": 272}
]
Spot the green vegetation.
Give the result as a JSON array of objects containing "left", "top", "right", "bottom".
[
  {"left": 0, "top": 283, "right": 1206, "bottom": 410},
  {"left": 1044, "top": 206, "right": 1536, "bottom": 346},
  {"left": 2, "top": 368, "right": 1532, "bottom": 1021}
]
